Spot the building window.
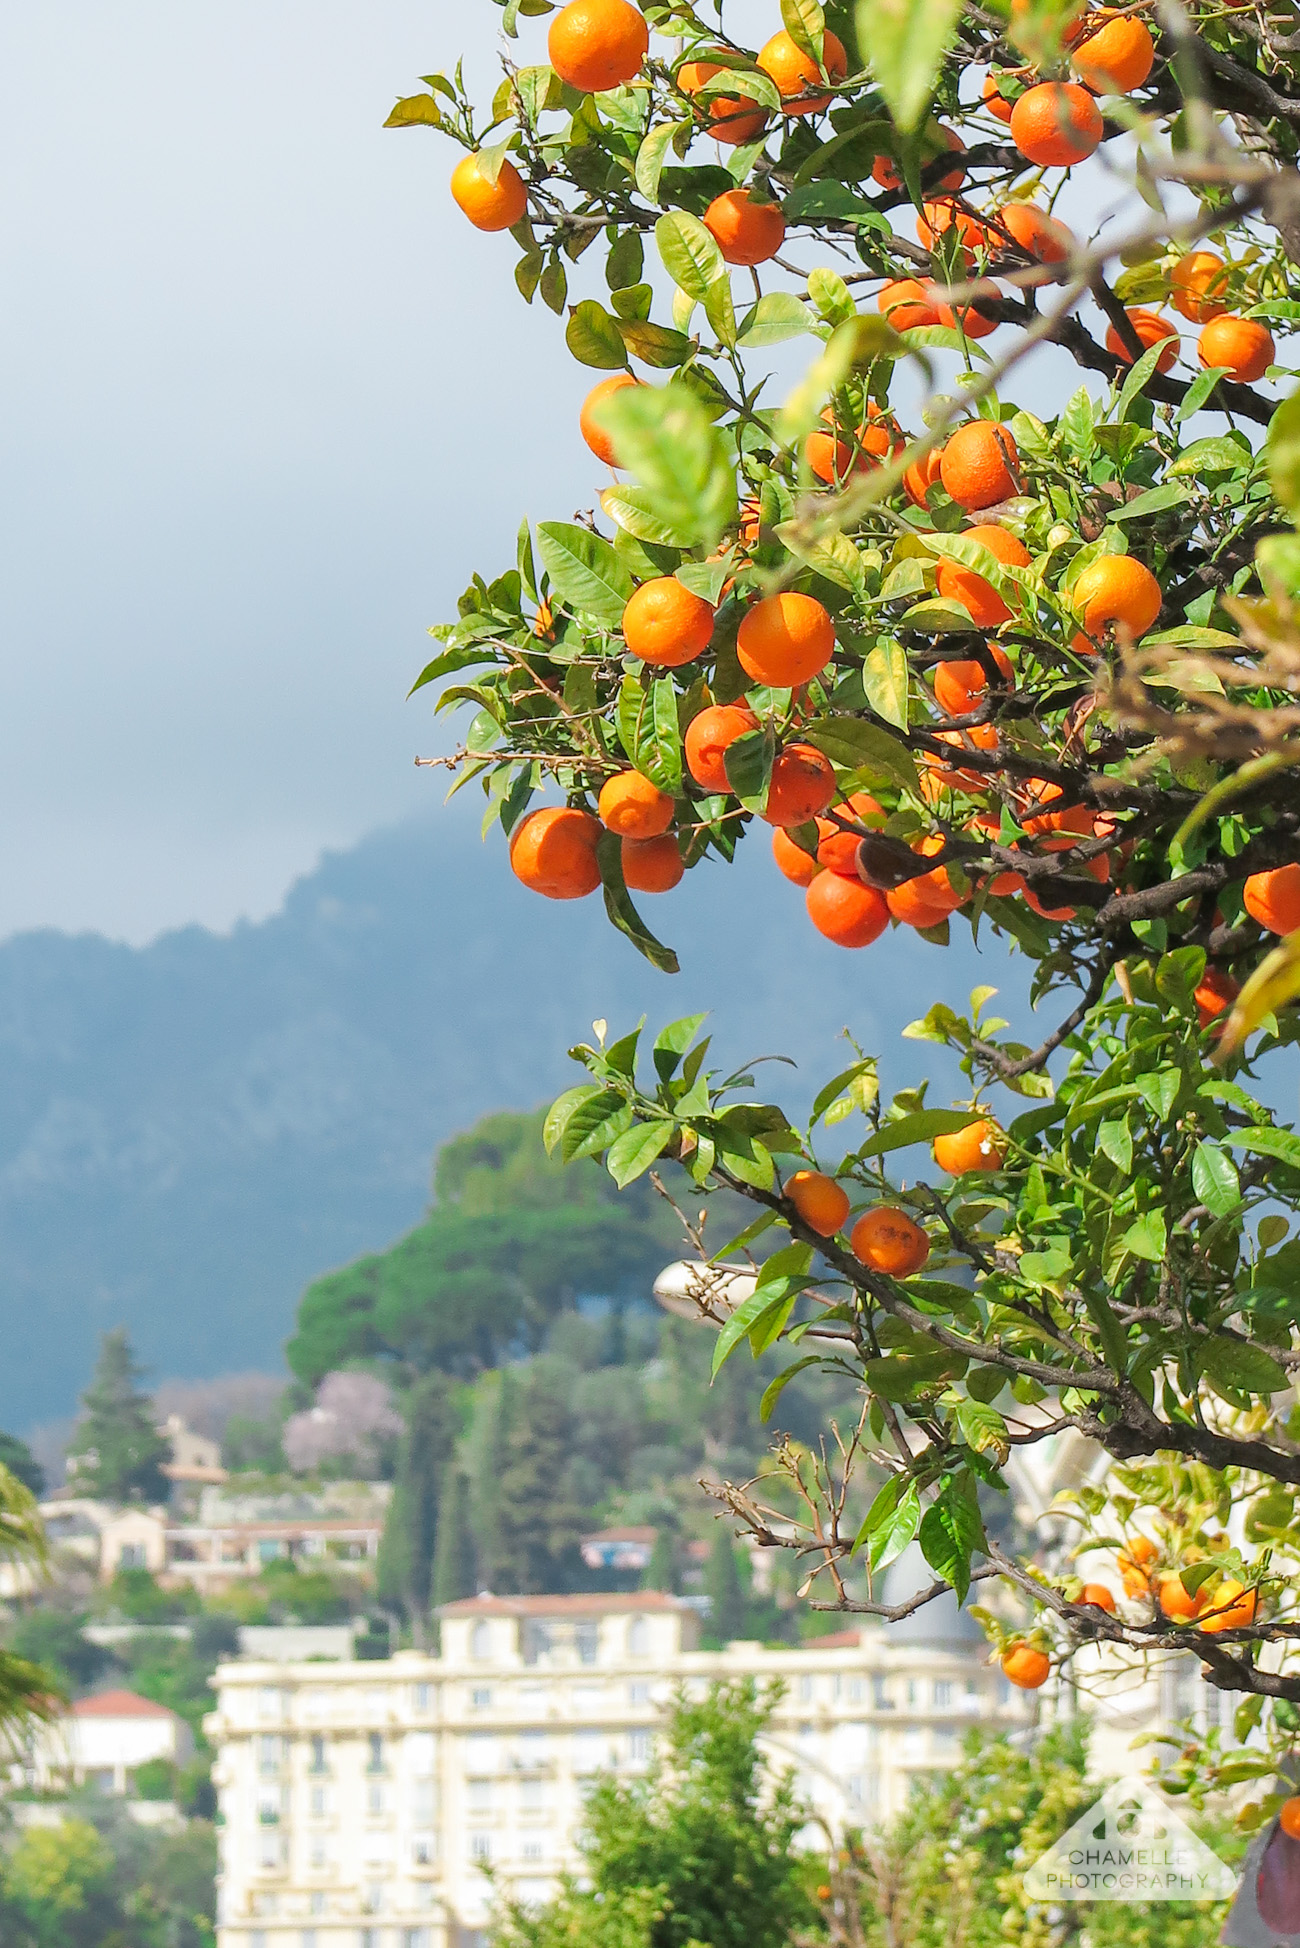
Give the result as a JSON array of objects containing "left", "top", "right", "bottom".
[
  {"left": 523, "top": 1838, "right": 544, "bottom": 1860},
  {"left": 363, "top": 1884, "right": 384, "bottom": 1915},
  {"left": 470, "top": 1832, "right": 492, "bottom": 1862},
  {"left": 258, "top": 1539, "right": 283, "bottom": 1563},
  {"left": 471, "top": 1686, "right": 492, "bottom": 1710},
  {"left": 872, "top": 1675, "right": 892, "bottom": 1710},
  {"left": 259, "top": 1735, "right": 282, "bottom": 1776},
  {"left": 798, "top": 1674, "right": 813, "bottom": 1703},
  {"left": 309, "top": 1735, "right": 327, "bottom": 1774},
  {"left": 628, "top": 1681, "right": 650, "bottom": 1705},
  {"left": 258, "top": 1833, "right": 283, "bottom": 1868},
  {"left": 310, "top": 1892, "right": 326, "bottom": 1916},
  {"left": 368, "top": 1782, "right": 386, "bottom": 1817},
  {"left": 309, "top": 1839, "right": 328, "bottom": 1870},
  {"left": 414, "top": 1780, "right": 436, "bottom": 1822},
  {"left": 251, "top": 1934, "right": 267, "bottom": 1948},
  {"left": 906, "top": 1680, "right": 918, "bottom": 1709},
  {"left": 366, "top": 1733, "right": 385, "bottom": 1775},
  {"left": 309, "top": 1786, "right": 327, "bottom": 1818},
  {"left": 575, "top": 1622, "right": 599, "bottom": 1666},
  {"left": 362, "top": 1931, "right": 381, "bottom": 1948},
  {"left": 414, "top": 1683, "right": 432, "bottom": 1711},
  {"left": 413, "top": 1833, "right": 436, "bottom": 1865},
  {"left": 302, "top": 1933, "right": 317, "bottom": 1948},
  {"left": 471, "top": 1620, "right": 492, "bottom": 1660},
  {"left": 933, "top": 1681, "right": 953, "bottom": 1710},
  {"left": 521, "top": 1778, "right": 544, "bottom": 1813},
  {"left": 628, "top": 1729, "right": 651, "bottom": 1763},
  {"left": 468, "top": 1778, "right": 492, "bottom": 1814},
  {"left": 119, "top": 1542, "right": 146, "bottom": 1569},
  {"left": 405, "top": 1932, "right": 432, "bottom": 1948},
  {"left": 522, "top": 1619, "right": 551, "bottom": 1665},
  {"left": 627, "top": 1617, "right": 649, "bottom": 1656},
  {"left": 849, "top": 1678, "right": 864, "bottom": 1704},
  {"left": 257, "top": 1688, "right": 281, "bottom": 1721}
]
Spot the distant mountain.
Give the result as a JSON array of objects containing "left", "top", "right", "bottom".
[{"left": 0, "top": 800, "right": 1016, "bottom": 1427}]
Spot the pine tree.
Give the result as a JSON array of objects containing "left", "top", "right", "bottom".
[
  {"left": 704, "top": 1532, "right": 746, "bottom": 1647},
  {"left": 377, "top": 1372, "right": 458, "bottom": 1641},
  {"left": 69, "top": 1330, "right": 170, "bottom": 1505},
  {"left": 430, "top": 1467, "right": 477, "bottom": 1610}
]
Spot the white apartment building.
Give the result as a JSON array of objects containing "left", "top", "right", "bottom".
[{"left": 208, "top": 1580, "right": 1028, "bottom": 1948}]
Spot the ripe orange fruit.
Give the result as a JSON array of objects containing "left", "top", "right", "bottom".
[
  {"left": 622, "top": 577, "right": 715, "bottom": 665},
  {"left": 1001, "top": 1642, "right": 1050, "bottom": 1689},
  {"left": 684, "top": 704, "right": 760, "bottom": 793},
  {"left": 702, "top": 188, "right": 786, "bottom": 266},
  {"left": 936, "top": 526, "right": 1031, "bottom": 629},
  {"left": 1009, "top": 82, "right": 1104, "bottom": 166},
  {"left": 982, "top": 73, "right": 1014, "bottom": 122},
  {"left": 804, "top": 411, "right": 899, "bottom": 485},
  {"left": 850, "top": 1206, "right": 931, "bottom": 1276},
  {"left": 916, "top": 200, "right": 992, "bottom": 254},
  {"left": 1244, "top": 864, "right": 1300, "bottom": 935},
  {"left": 580, "top": 372, "right": 641, "bottom": 465},
  {"left": 786, "top": 1169, "right": 851, "bottom": 1236},
  {"left": 1079, "top": 1582, "right": 1116, "bottom": 1612},
  {"left": 936, "top": 289, "right": 1000, "bottom": 339},
  {"left": 904, "top": 446, "right": 945, "bottom": 508},
  {"left": 597, "top": 771, "right": 675, "bottom": 839},
  {"left": 873, "top": 126, "right": 964, "bottom": 191},
  {"left": 940, "top": 423, "right": 1021, "bottom": 511},
  {"left": 878, "top": 279, "right": 943, "bottom": 330},
  {"left": 450, "top": 153, "right": 529, "bottom": 231},
  {"left": 737, "top": 592, "right": 835, "bottom": 687},
  {"left": 933, "top": 1117, "right": 1006, "bottom": 1174},
  {"left": 676, "top": 58, "right": 768, "bottom": 144},
  {"left": 933, "top": 645, "right": 1013, "bottom": 715},
  {"left": 1105, "top": 308, "right": 1179, "bottom": 374},
  {"left": 1195, "top": 966, "right": 1239, "bottom": 1027},
  {"left": 1021, "top": 779, "right": 1092, "bottom": 838},
  {"left": 548, "top": 0, "right": 649, "bottom": 92},
  {"left": 998, "top": 202, "right": 1074, "bottom": 264},
  {"left": 621, "top": 833, "right": 683, "bottom": 892},
  {"left": 510, "top": 806, "right": 602, "bottom": 899},
  {"left": 1198, "top": 1578, "right": 1258, "bottom": 1633},
  {"left": 756, "top": 28, "right": 847, "bottom": 114},
  {"left": 1119, "top": 1535, "right": 1158, "bottom": 1569},
  {"left": 1199, "top": 315, "right": 1274, "bottom": 382},
  {"left": 885, "top": 836, "right": 963, "bottom": 927},
  {"left": 1072, "top": 554, "right": 1162, "bottom": 638},
  {"left": 773, "top": 827, "right": 818, "bottom": 885},
  {"left": 816, "top": 792, "right": 885, "bottom": 874},
  {"left": 926, "top": 722, "right": 1000, "bottom": 790},
  {"left": 806, "top": 873, "right": 889, "bottom": 948},
  {"left": 763, "top": 745, "right": 837, "bottom": 827},
  {"left": 1171, "top": 251, "right": 1229, "bottom": 322},
  {"left": 1071, "top": 11, "right": 1154, "bottom": 90},
  {"left": 1158, "top": 1573, "right": 1205, "bottom": 1622},
  {"left": 1281, "top": 1798, "right": 1300, "bottom": 1841}
]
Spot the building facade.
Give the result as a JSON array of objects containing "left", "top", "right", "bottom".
[{"left": 208, "top": 1587, "right": 1027, "bottom": 1948}]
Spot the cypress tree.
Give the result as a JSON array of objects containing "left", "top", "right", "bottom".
[
  {"left": 377, "top": 1372, "right": 458, "bottom": 1641},
  {"left": 645, "top": 1527, "right": 679, "bottom": 1594},
  {"left": 704, "top": 1531, "right": 746, "bottom": 1646},
  {"left": 430, "top": 1467, "right": 477, "bottom": 1611}
]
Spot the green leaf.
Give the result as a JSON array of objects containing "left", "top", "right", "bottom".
[
  {"left": 655, "top": 211, "right": 727, "bottom": 302},
  {"left": 653, "top": 1014, "right": 708, "bottom": 1083},
  {"left": 1097, "top": 1117, "right": 1133, "bottom": 1173},
  {"left": 781, "top": 0, "right": 826, "bottom": 61},
  {"left": 857, "top": 0, "right": 963, "bottom": 132},
  {"left": 1174, "top": 365, "right": 1229, "bottom": 423},
  {"left": 1107, "top": 482, "right": 1193, "bottom": 523},
  {"left": 802, "top": 716, "right": 919, "bottom": 790},
  {"left": 953, "top": 1397, "right": 1009, "bottom": 1464},
  {"left": 544, "top": 1084, "right": 600, "bottom": 1155},
  {"left": 919, "top": 1479, "right": 984, "bottom": 1603},
  {"left": 606, "top": 1120, "right": 675, "bottom": 1187},
  {"left": 1198, "top": 1337, "right": 1289, "bottom": 1399},
  {"left": 536, "top": 522, "right": 634, "bottom": 625},
  {"left": 737, "top": 292, "right": 819, "bottom": 347},
  {"left": 760, "top": 1356, "right": 823, "bottom": 1422},
  {"left": 704, "top": 275, "right": 737, "bottom": 349},
  {"left": 806, "top": 267, "right": 857, "bottom": 328},
  {"left": 1230, "top": 1126, "right": 1300, "bottom": 1170},
  {"left": 601, "top": 485, "right": 699, "bottom": 550},
  {"left": 1121, "top": 1210, "right": 1167, "bottom": 1262},
  {"left": 1168, "top": 435, "right": 1250, "bottom": 478},
  {"left": 856, "top": 1109, "right": 980, "bottom": 1159},
  {"left": 1191, "top": 1141, "right": 1241, "bottom": 1217},
  {"left": 1268, "top": 390, "right": 1300, "bottom": 519},
  {"left": 561, "top": 1087, "right": 635, "bottom": 1161},
  {"left": 385, "top": 93, "right": 442, "bottom": 127},
  {"left": 724, "top": 726, "right": 776, "bottom": 808},
  {"left": 862, "top": 638, "right": 909, "bottom": 730},
  {"left": 565, "top": 299, "right": 628, "bottom": 369},
  {"left": 864, "top": 1351, "right": 963, "bottom": 1399},
  {"left": 596, "top": 832, "right": 681, "bottom": 974},
  {"left": 617, "top": 320, "right": 695, "bottom": 368},
  {"left": 1138, "top": 1068, "right": 1181, "bottom": 1121},
  {"left": 595, "top": 383, "right": 738, "bottom": 552},
  {"left": 1116, "top": 338, "right": 1173, "bottom": 422},
  {"left": 855, "top": 1477, "right": 921, "bottom": 1570},
  {"left": 636, "top": 121, "right": 689, "bottom": 204}
]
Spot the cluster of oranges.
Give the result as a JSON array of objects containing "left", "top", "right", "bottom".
[
  {"left": 780, "top": 1117, "right": 1006, "bottom": 1266},
  {"left": 1069, "top": 1534, "right": 1261, "bottom": 1632}
]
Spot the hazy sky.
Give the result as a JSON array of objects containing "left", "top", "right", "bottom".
[{"left": 0, "top": 4, "right": 600, "bottom": 941}]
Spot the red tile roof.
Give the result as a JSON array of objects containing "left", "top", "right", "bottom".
[
  {"left": 72, "top": 1689, "right": 176, "bottom": 1720},
  {"left": 805, "top": 1630, "right": 863, "bottom": 1649},
  {"left": 439, "top": 1592, "right": 691, "bottom": 1617},
  {"left": 581, "top": 1526, "right": 658, "bottom": 1545}
]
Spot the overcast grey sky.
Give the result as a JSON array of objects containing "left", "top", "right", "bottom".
[{"left": 0, "top": 4, "right": 601, "bottom": 941}]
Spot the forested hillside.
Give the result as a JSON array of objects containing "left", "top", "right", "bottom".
[{"left": 0, "top": 802, "right": 987, "bottom": 1427}]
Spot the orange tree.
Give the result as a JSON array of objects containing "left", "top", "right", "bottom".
[{"left": 394, "top": 0, "right": 1300, "bottom": 1798}]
